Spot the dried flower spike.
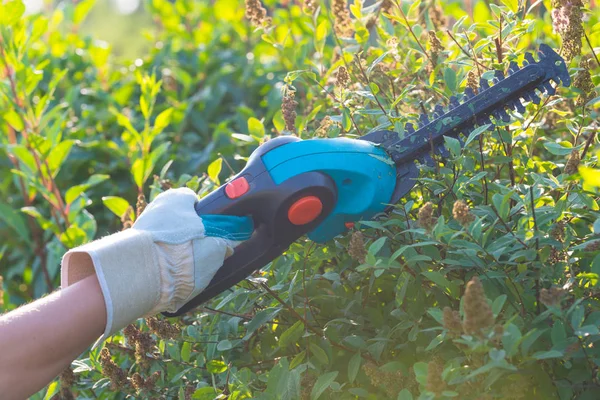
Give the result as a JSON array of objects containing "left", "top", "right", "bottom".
[
  {"left": 303, "top": 0, "right": 316, "bottom": 14},
  {"left": 348, "top": 230, "right": 367, "bottom": 264},
  {"left": 426, "top": 361, "right": 445, "bottom": 394},
  {"left": 136, "top": 194, "right": 147, "bottom": 217},
  {"left": 551, "top": 0, "right": 584, "bottom": 60},
  {"left": 335, "top": 66, "right": 350, "bottom": 88},
  {"left": 462, "top": 277, "right": 494, "bottom": 335},
  {"left": 121, "top": 206, "right": 134, "bottom": 230},
  {"left": 428, "top": 31, "right": 443, "bottom": 65},
  {"left": 99, "top": 347, "right": 128, "bottom": 390},
  {"left": 245, "top": 0, "right": 271, "bottom": 27},
  {"left": 315, "top": 116, "right": 334, "bottom": 138},
  {"left": 333, "top": 0, "right": 353, "bottom": 37},
  {"left": 548, "top": 247, "right": 567, "bottom": 264},
  {"left": 430, "top": 1, "right": 447, "bottom": 30},
  {"left": 453, "top": 200, "right": 475, "bottom": 226},
  {"left": 573, "top": 57, "right": 595, "bottom": 106},
  {"left": 564, "top": 150, "right": 580, "bottom": 175},
  {"left": 281, "top": 90, "right": 298, "bottom": 133},
  {"left": 59, "top": 366, "right": 76, "bottom": 400},
  {"left": 145, "top": 316, "right": 181, "bottom": 340},
  {"left": 467, "top": 70, "right": 479, "bottom": 95},
  {"left": 550, "top": 220, "right": 566, "bottom": 242},
  {"left": 443, "top": 306, "right": 462, "bottom": 335},
  {"left": 418, "top": 202, "right": 438, "bottom": 231},
  {"left": 585, "top": 241, "right": 600, "bottom": 252}
]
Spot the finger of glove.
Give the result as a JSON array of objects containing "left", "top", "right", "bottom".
[{"left": 133, "top": 187, "right": 205, "bottom": 244}]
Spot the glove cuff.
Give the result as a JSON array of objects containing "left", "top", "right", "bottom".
[{"left": 61, "top": 229, "right": 160, "bottom": 344}]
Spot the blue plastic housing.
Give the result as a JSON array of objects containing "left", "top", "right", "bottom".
[{"left": 262, "top": 138, "right": 397, "bottom": 242}]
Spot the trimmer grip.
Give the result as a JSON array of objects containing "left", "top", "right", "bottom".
[{"left": 163, "top": 137, "right": 337, "bottom": 316}]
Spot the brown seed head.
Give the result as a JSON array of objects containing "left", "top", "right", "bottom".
[
  {"left": 426, "top": 361, "right": 445, "bottom": 394},
  {"left": 418, "top": 202, "right": 437, "bottom": 231},
  {"left": 550, "top": 220, "right": 566, "bottom": 242},
  {"left": 585, "top": 241, "right": 600, "bottom": 252},
  {"left": 185, "top": 384, "right": 196, "bottom": 400},
  {"left": 443, "top": 306, "right": 462, "bottom": 335},
  {"left": 428, "top": 31, "right": 443, "bottom": 65},
  {"left": 145, "top": 317, "right": 181, "bottom": 340},
  {"left": 282, "top": 90, "right": 298, "bottom": 133},
  {"left": 467, "top": 70, "right": 479, "bottom": 95},
  {"left": 335, "top": 66, "right": 350, "bottom": 88},
  {"left": 121, "top": 206, "right": 134, "bottom": 230},
  {"left": 136, "top": 194, "right": 147, "bottom": 217},
  {"left": 462, "top": 277, "right": 494, "bottom": 335},
  {"left": 303, "top": 0, "right": 316, "bottom": 14},
  {"left": 548, "top": 247, "right": 567, "bottom": 265},
  {"left": 573, "top": 57, "right": 595, "bottom": 106},
  {"left": 564, "top": 150, "right": 580, "bottom": 175},
  {"left": 362, "top": 362, "right": 405, "bottom": 397},
  {"left": 430, "top": 1, "right": 447, "bottom": 30},
  {"left": 348, "top": 230, "right": 367, "bottom": 264},
  {"left": 245, "top": 0, "right": 271, "bottom": 27},
  {"left": 551, "top": 0, "right": 584, "bottom": 60},
  {"left": 99, "top": 347, "right": 128, "bottom": 389},
  {"left": 315, "top": 116, "right": 334, "bottom": 138},
  {"left": 333, "top": 0, "right": 353, "bottom": 36},
  {"left": 381, "top": 0, "right": 393, "bottom": 14},
  {"left": 540, "top": 287, "right": 565, "bottom": 307},
  {"left": 453, "top": 200, "right": 475, "bottom": 226},
  {"left": 131, "top": 373, "right": 145, "bottom": 391}
]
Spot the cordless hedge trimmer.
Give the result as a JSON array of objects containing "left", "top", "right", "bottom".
[{"left": 165, "top": 44, "right": 570, "bottom": 316}]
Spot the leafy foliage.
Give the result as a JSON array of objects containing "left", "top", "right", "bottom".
[{"left": 1, "top": 0, "right": 599, "bottom": 399}]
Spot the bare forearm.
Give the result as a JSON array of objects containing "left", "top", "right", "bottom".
[{"left": 0, "top": 275, "right": 107, "bottom": 400}]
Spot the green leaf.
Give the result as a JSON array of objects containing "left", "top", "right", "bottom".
[
  {"left": 290, "top": 350, "right": 306, "bottom": 369},
  {"left": 571, "top": 304, "right": 585, "bottom": 329},
  {"left": 102, "top": 196, "right": 133, "bottom": 220},
  {"left": 422, "top": 271, "right": 451, "bottom": 287},
  {"left": 310, "top": 371, "right": 338, "bottom": 400},
  {"left": 192, "top": 387, "right": 218, "bottom": 400},
  {"left": 47, "top": 140, "right": 74, "bottom": 177},
  {"left": 132, "top": 158, "right": 145, "bottom": 188},
  {"left": 65, "top": 174, "right": 109, "bottom": 204},
  {"left": 4, "top": 109, "right": 24, "bottom": 131},
  {"left": 207, "top": 158, "right": 223, "bottom": 185},
  {"left": 243, "top": 307, "right": 280, "bottom": 339},
  {"left": 444, "top": 67, "right": 457, "bottom": 92},
  {"left": 492, "top": 294, "right": 507, "bottom": 317},
  {"left": 464, "top": 124, "right": 491, "bottom": 147},
  {"left": 217, "top": 339, "right": 233, "bottom": 351},
  {"left": 310, "top": 343, "right": 329, "bottom": 365},
  {"left": 0, "top": 203, "right": 29, "bottom": 241},
  {"left": 348, "top": 352, "right": 361, "bottom": 383},
  {"left": 368, "top": 237, "right": 387, "bottom": 256},
  {"left": 44, "top": 381, "right": 60, "bottom": 400},
  {"left": 60, "top": 225, "right": 88, "bottom": 248},
  {"left": 575, "top": 325, "right": 600, "bottom": 337},
  {"left": 153, "top": 108, "right": 173, "bottom": 134},
  {"left": 444, "top": 135, "right": 461, "bottom": 158},
  {"left": 397, "top": 389, "right": 414, "bottom": 400},
  {"left": 181, "top": 342, "right": 191, "bottom": 362},
  {"left": 543, "top": 142, "right": 577, "bottom": 156},
  {"left": 73, "top": 0, "right": 96, "bottom": 24},
  {"left": 532, "top": 350, "right": 563, "bottom": 360},
  {"left": 206, "top": 360, "right": 228, "bottom": 374},
  {"left": 279, "top": 320, "right": 304, "bottom": 348},
  {"left": 248, "top": 117, "right": 265, "bottom": 138}
]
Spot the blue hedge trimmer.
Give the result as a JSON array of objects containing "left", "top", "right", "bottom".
[{"left": 165, "top": 44, "right": 570, "bottom": 316}]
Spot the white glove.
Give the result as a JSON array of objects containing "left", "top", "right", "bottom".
[{"left": 61, "top": 188, "right": 253, "bottom": 343}]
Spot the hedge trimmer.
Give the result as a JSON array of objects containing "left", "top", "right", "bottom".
[{"left": 165, "top": 44, "right": 570, "bottom": 316}]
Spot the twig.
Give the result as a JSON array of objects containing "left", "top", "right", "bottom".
[
  {"left": 583, "top": 31, "right": 600, "bottom": 68},
  {"left": 393, "top": 0, "right": 434, "bottom": 65},
  {"left": 445, "top": 30, "right": 487, "bottom": 72}
]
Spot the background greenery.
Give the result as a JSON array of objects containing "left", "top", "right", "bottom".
[{"left": 1, "top": 0, "right": 599, "bottom": 398}]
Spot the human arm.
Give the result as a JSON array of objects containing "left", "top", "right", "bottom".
[
  {"left": 0, "top": 188, "right": 253, "bottom": 399},
  {"left": 0, "top": 273, "right": 106, "bottom": 399}
]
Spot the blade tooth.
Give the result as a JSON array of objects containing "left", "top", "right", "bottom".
[
  {"left": 493, "top": 69, "right": 505, "bottom": 83},
  {"left": 419, "top": 113, "right": 430, "bottom": 127},
  {"left": 420, "top": 153, "right": 434, "bottom": 167},
  {"left": 479, "top": 78, "right": 490, "bottom": 91},
  {"left": 498, "top": 108, "right": 511, "bottom": 122},
  {"left": 449, "top": 96, "right": 460, "bottom": 109},
  {"left": 509, "top": 61, "right": 520, "bottom": 74},
  {"left": 525, "top": 52, "right": 536, "bottom": 65},
  {"left": 512, "top": 98, "right": 526, "bottom": 113},
  {"left": 464, "top": 87, "right": 476, "bottom": 99},
  {"left": 434, "top": 104, "right": 445, "bottom": 118},
  {"left": 527, "top": 89, "right": 541, "bottom": 104},
  {"left": 537, "top": 47, "right": 547, "bottom": 59},
  {"left": 477, "top": 114, "right": 493, "bottom": 126},
  {"left": 405, "top": 123, "right": 415, "bottom": 133},
  {"left": 491, "top": 109, "right": 502, "bottom": 120},
  {"left": 539, "top": 81, "right": 556, "bottom": 95}
]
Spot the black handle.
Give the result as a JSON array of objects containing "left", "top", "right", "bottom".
[{"left": 163, "top": 137, "right": 337, "bottom": 316}]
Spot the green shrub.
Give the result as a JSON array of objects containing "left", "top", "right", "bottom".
[{"left": 1, "top": 0, "right": 599, "bottom": 399}]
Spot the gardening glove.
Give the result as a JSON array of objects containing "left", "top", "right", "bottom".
[{"left": 60, "top": 187, "right": 254, "bottom": 343}]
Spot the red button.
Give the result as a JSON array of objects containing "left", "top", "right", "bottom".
[
  {"left": 345, "top": 222, "right": 355, "bottom": 229},
  {"left": 225, "top": 177, "right": 250, "bottom": 199},
  {"left": 288, "top": 196, "right": 323, "bottom": 225}
]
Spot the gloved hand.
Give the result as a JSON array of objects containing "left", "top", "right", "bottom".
[{"left": 60, "top": 188, "right": 253, "bottom": 343}]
